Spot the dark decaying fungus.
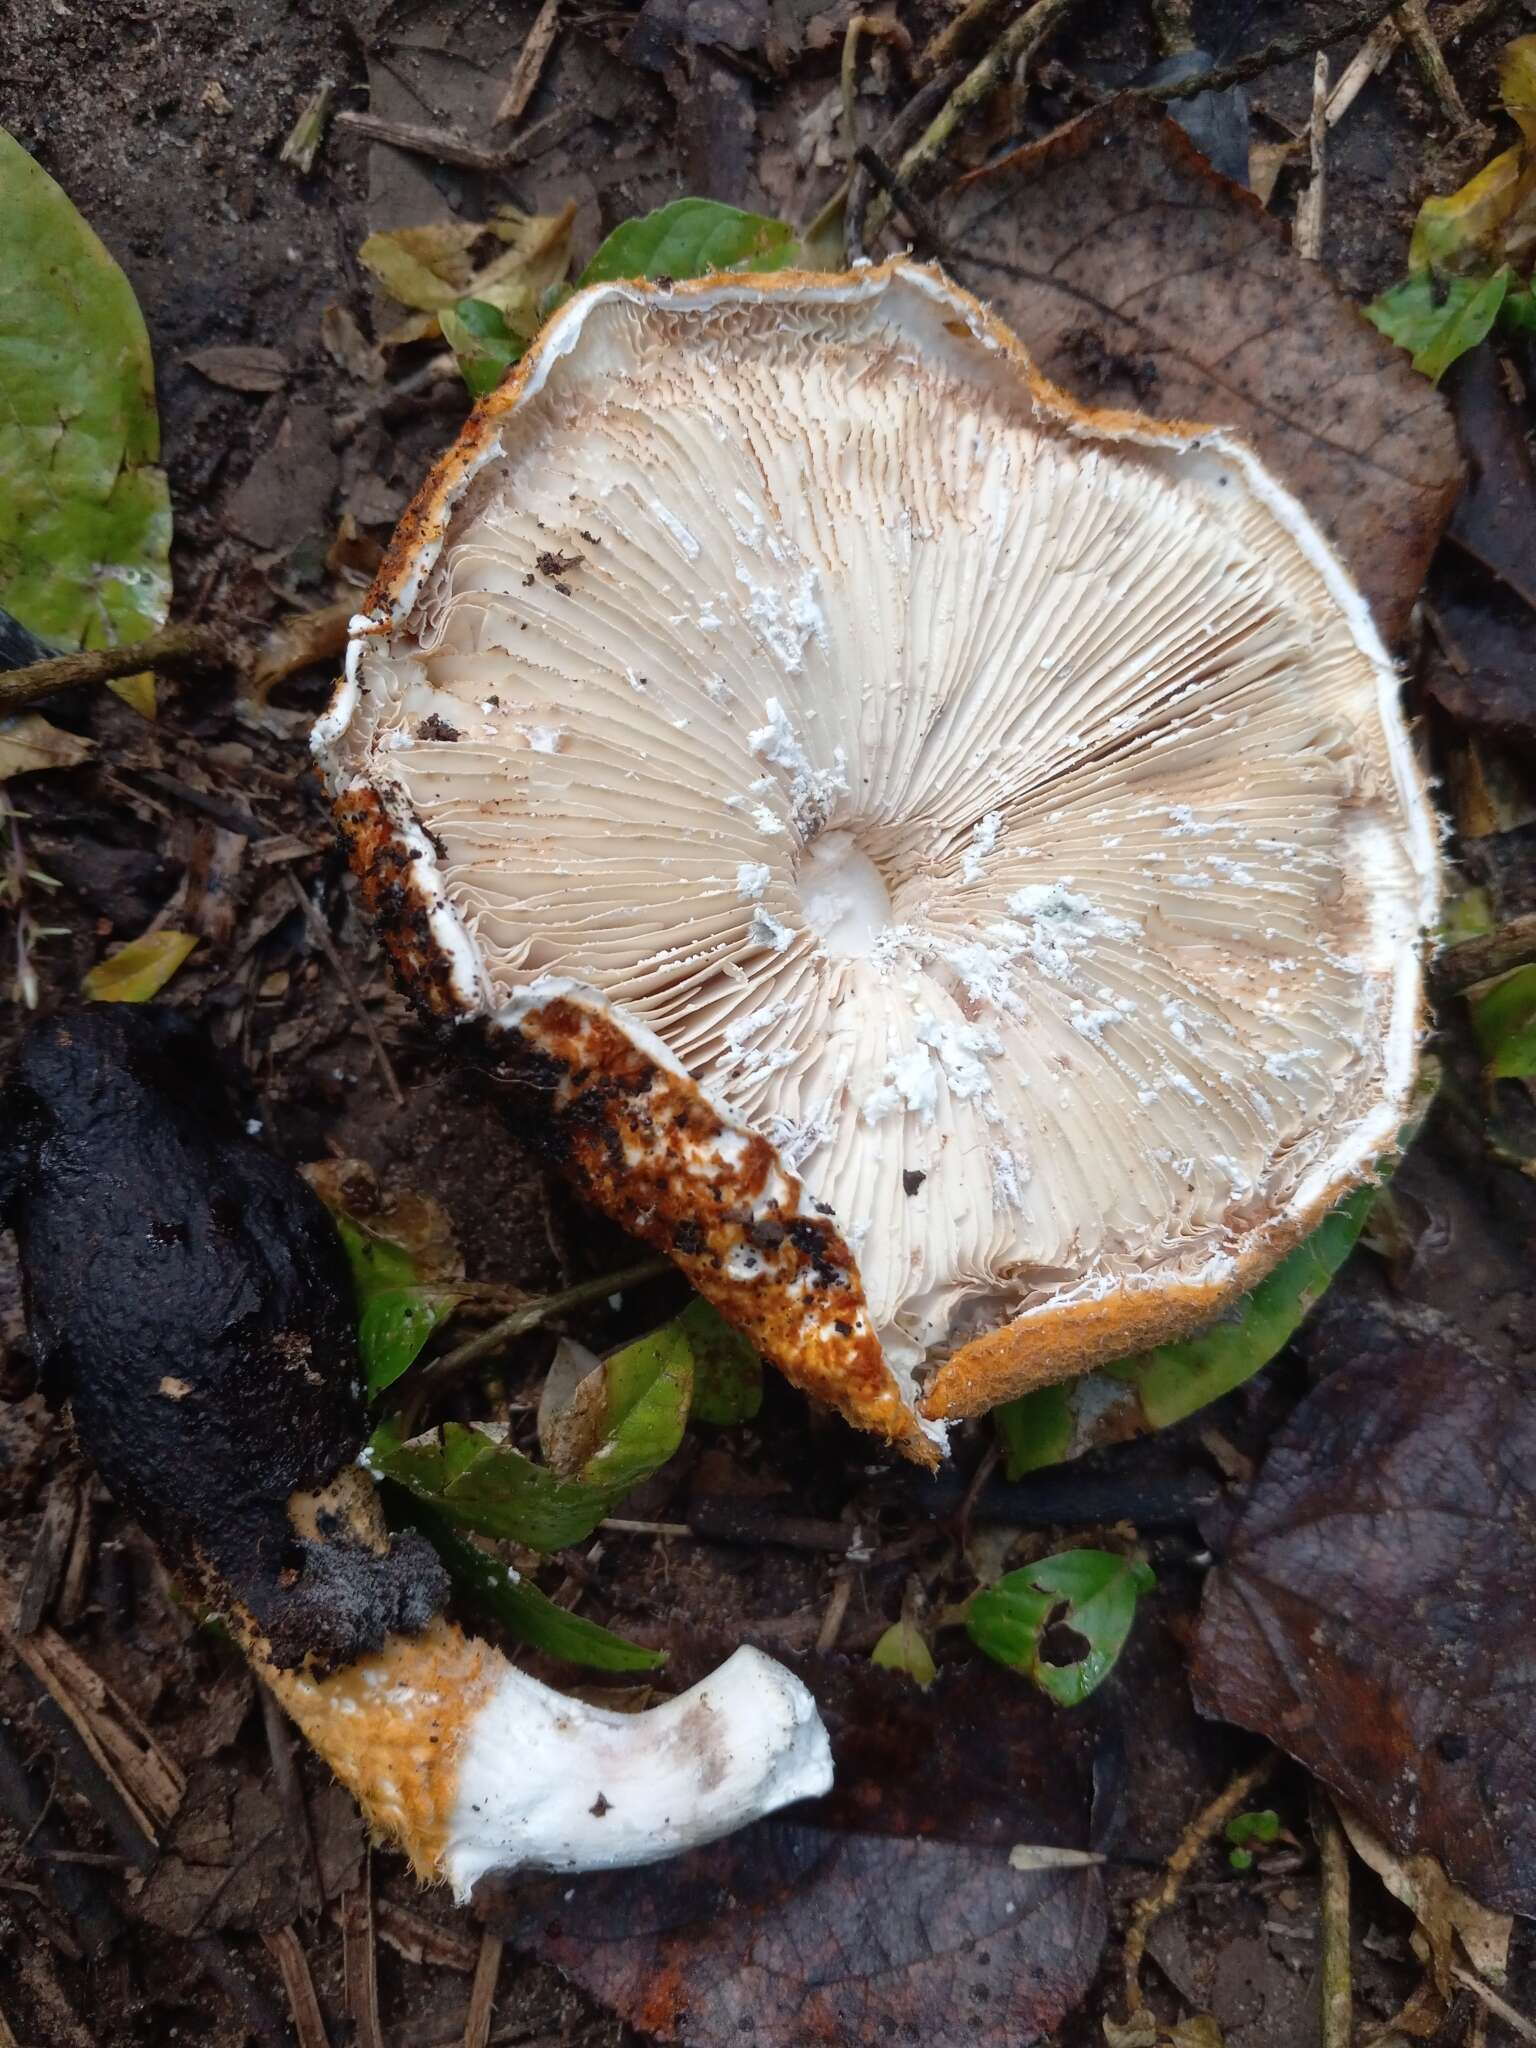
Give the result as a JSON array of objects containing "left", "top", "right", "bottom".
[{"left": 0, "top": 1005, "right": 831, "bottom": 1895}]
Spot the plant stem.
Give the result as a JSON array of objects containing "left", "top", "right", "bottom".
[{"left": 420, "top": 1257, "right": 672, "bottom": 1384}]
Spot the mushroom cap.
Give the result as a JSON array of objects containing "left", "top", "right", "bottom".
[{"left": 315, "top": 259, "right": 1439, "bottom": 1461}]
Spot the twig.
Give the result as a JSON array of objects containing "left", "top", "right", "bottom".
[
  {"left": 0, "top": 623, "right": 234, "bottom": 715},
  {"left": 1395, "top": 0, "right": 1476, "bottom": 128},
  {"left": 846, "top": 69, "right": 961, "bottom": 260},
  {"left": 599, "top": 1518, "right": 694, "bottom": 1538},
  {"left": 1129, "top": 0, "right": 1404, "bottom": 102},
  {"left": 854, "top": 146, "right": 952, "bottom": 256},
  {"left": 464, "top": 1929, "right": 503, "bottom": 2048},
  {"left": 1328, "top": 13, "right": 1400, "bottom": 125},
  {"left": 1314, "top": 1792, "right": 1352, "bottom": 2048},
  {"left": 815, "top": 1571, "right": 854, "bottom": 1652},
  {"left": 869, "top": 0, "right": 1079, "bottom": 242},
  {"left": 284, "top": 872, "right": 404, "bottom": 1109},
  {"left": 496, "top": 0, "right": 562, "bottom": 124},
  {"left": 262, "top": 1926, "right": 331, "bottom": 2048},
  {"left": 335, "top": 105, "right": 581, "bottom": 174},
  {"left": 12, "top": 1476, "right": 81, "bottom": 1635},
  {"left": 1452, "top": 1964, "right": 1536, "bottom": 2044},
  {"left": 1120, "top": 1751, "right": 1279, "bottom": 2017},
  {"left": 342, "top": 1854, "right": 385, "bottom": 2048},
  {"left": 1431, "top": 913, "right": 1536, "bottom": 997},
  {"left": 416, "top": 1256, "right": 670, "bottom": 1386},
  {"left": 1293, "top": 53, "right": 1330, "bottom": 260},
  {"left": 916, "top": 0, "right": 1022, "bottom": 83}
]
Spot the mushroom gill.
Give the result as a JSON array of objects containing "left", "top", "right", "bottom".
[{"left": 318, "top": 261, "right": 1439, "bottom": 1433}]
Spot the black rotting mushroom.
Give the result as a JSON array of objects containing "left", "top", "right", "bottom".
[
  {"left": 0, "top": 1002, "right": 445, "bottom": 1670},
  {"left": 0, "top": 1003, "right": 832, "bottom": 1893}
]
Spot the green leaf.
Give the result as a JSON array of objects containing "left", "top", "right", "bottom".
[
  {"left": 579, "top": 1318, "right": 693, "bottom": 1495},
  {"left": 966, "top": 1549, "right": 1155, "bottom": 1707},
  {"left": 387, "top": 1491, "right": 666, "bottom": 1671},
  {"left": 870, "top": 1619, "right": 937, "bottom": 1687},
  {"left": 369, "top": 1416, "right": 609, "bottom": 1551},
  {"left": 1226, "top": 1808, "right": 1282, "bottom": 1849},
  {"left": 1470, "top": 964, "right": 1536, "bottom": 1080},
  {"left": 1111, "top": 1184, "right": 1378, "bottom": 1430},
  {"left": 1501, "top": 282, "right": 1536, "bottom": 336},
  {"left": 325, "top": 1207, "right": 459, "bottom": 1396},
  {"left": 995, "top": 1381, "right": 1074, "bottom": 1481},
  {"left": 1364, "top": 268, "right": 1512, "bottom": 382},
  {"left": 578, "top": 199, "right": 798, "bottom": 288},
  {"left": 677, "top": 1297, "right": 763, "bottom": 1425},
  {"left": 441, "top": 298, "right": 521, "bottom": 399},
  {"left": 0, "top": 127, "right": 172, "bottom": 715},
  {"left": 82, "top": 929, "right": 197, "bottom": 1003}
]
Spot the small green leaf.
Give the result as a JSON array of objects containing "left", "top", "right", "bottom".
[
  {"left": 328, "top": 1214, "right": 458, "bottom": 1395},
  {"left": 994, "top": 1381, "right": 1073, "bottom": 1480},
  {"left": 1470, "top": 963, "right": 1536, "bottom": 1080},
  {"left": 388, "top": 1492, "right": 666, "bottom": 1671},
  {"left": 1364, "top": 267, "right": 1512, "bottom": 382},
  {"left": 1228, "top": 1846, "right": 1255, "bottom": 1872},
  {"left": 677, "top": 1297, "right": 763, "bottom": 1425},
  {"left": 870, "top": 1619, "right": 937, "bottom": 1687},
  {"left": 82, "top": 929, "right": 198, "bottom": 1003},
  {"left": 0, "top": 128, "right": 172, "bottom": 716},
  {"left": 579, "top": 1318, "right": 693, "bottom": 1495},
  {"left": 578, "top": 199, "right": 798, "bottom": 288},
  {"left": 1226, "top": 1808, "right": 1282, "bottom": 1849},
  {"left": 966, "top": 1549, "right": 1155, "bottom": 1707},
  {"left": 369, "top": 1417, "right": 609, "bottom": 1551},
  {"left": 359, "top": 1289, "right": 459, "bottom": 1395},
  {"left": 441, "top": 297, "right": 521, "bottom": 399}
]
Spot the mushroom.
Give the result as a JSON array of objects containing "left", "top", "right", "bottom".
[
  {"left": 1, "top": 1005, "right": 832, "bottom": 1897},
  {"left": 316, "top": 259, "right": 1439, "bottom": 1457}
]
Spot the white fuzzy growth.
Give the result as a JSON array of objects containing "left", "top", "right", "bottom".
[
  {"left": 736, "top": 861, "right": 772, "bottom": 902},
  {"left": 440, "top": 1647, "right": 833, "bottom": 1901},
  {"left": 961, "top": 811, "right": 1002, "bottom": 884}
]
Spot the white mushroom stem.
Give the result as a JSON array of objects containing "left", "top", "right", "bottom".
[{"left": 258, "top": 1618, "right": 832, "bottom": 1903}]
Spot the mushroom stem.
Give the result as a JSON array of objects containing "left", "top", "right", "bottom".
[{"left": 259, "top": 1621, "right": 832, "bottom": 1902}]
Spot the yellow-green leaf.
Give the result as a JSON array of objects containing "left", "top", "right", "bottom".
[
  {"left": 83, "top": 929, "right": 198, "bottom": 1003},
  {"left": 0, "top": 128, "right": 172, "bottom": 720},
  {"left": 1364, "top": 268, "right": 1512, "bottom": 382},
  {"left": 1470, "top": 964, "right": 1536, "bottom": 1081},
  {"left": 870, "top": 1619, "right": 937, "bottom": 1687},
  {"left": 578, "top": 199, "right": 797, "bottom": 287}
]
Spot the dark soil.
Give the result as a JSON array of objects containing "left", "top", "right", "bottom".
[{"left": 3, "top": 1, "right": 1535, "bottom": 2044}]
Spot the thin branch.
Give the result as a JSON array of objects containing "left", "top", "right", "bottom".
[
  {"left": 284, "top": 873, "right": 405, "bottom": 1110},
  {"left": 1395, "top": 0, "right": 1477, "bottom": 129},
  {"left": 0, "top": 624, "right": 234, "bottom": 716},
  {"left": 1431, "top": 914, "right": 1536, "bottom": 998},
  {"left": 417, "top": 1256, "right": 671, "bottom": 1386}
]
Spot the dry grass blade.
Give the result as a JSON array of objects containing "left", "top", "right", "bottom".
[
  {"left": 342, "top": 1854, "right": 384, "bottom": 2048},
  {"left": 262, "top": 1925, "right": 331, "bottom": 2048},
  {"left": 12, "top": 1475, "right": 81, "bottom": 1635},
  {"left": 5, "top": 1624, "right": 185, "bottom": 1841},
  {"left": 464, "top": 1929, "right": 503, "bottom": 2048},
  {"left": 1395, "top": 0, "right": 1477, "bottom": 131},
  {"left": 1294, "top": 52, "right": 1330, "bottom": 259},
  {"left": 1452, "top": 1964, "right": 1536, "bottom": 2043},
  {"left": 373, "top": 1897, "right": 480, "bottom": 1973}
]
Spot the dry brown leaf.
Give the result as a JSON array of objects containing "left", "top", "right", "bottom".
[
  {"left": 185, "top": 344, "right": 289, "bottom": 392},
  {"left": 940, "top": 102, "right": 1461, "bottom": 639},
  {"left": 1335, "top": 1803, "right": 1512, "bottom": 1990},
  {"left": 0, "top": 713, "right": 94, "bottom": 782}
]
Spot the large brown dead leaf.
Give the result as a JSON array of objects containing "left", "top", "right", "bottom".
[
  {"left": 1191, "top": 1343, "right": 1536, "bottom": 1917},
  {"left": 481, "top": 1658, "right": 1106, "bottom": 2047},
  {"left": 940, "top": 103, "right": 1460, "bottom": 641}
]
